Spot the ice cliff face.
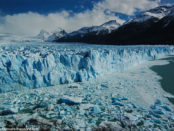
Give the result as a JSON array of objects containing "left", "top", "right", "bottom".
[{"left": 0, "top": 43, "right": 173, "bottom": 92}]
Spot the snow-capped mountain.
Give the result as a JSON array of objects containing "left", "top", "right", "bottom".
[
  {"left": 46, "top": 28, "right": 67, "bottom": 42},
  {"left": 68, "top": 20, "right": 121, "bottom": 37},
  {"left": 106, "top": 4, "right": 174, "bottom": 44},
  {"left": 129, "top": 5, "right": 174, "bottom": 23},
  {"left": 37, "top": 28, "right": 67, "bottom": 42},
  {"left": 36, "top": 29, "right": 50, "bottom": 41},
  {"left": 100, "top": 20, "right": 120, "bottom": 33},
  {"left": 55, "top": 20, "right": 122, "bottom": 43},
  {"left": 57, "top": 5, "right": 174, "bottom": 44}
]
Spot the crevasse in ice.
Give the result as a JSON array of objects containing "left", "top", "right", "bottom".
[{"left": 0, "top": 43, "right": 173, "bottom": 92}]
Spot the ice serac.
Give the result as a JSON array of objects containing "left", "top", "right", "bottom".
[{"left": 0, "top": 43, "right": 173, "bottom": 92}]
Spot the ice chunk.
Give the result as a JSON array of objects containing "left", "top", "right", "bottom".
[
  {"left": 155, "top": 99, "right": 162, "bottom": 105},
  {"left": 57, "top": 96, "right": 83, "bottom": 106},
  {"left": 112, "top": 101, "right": 124, "bottom": 106},
  {"left": 97, "top": 121, "right": 123, "bottom": 130},
  {"left": 68, "top": 83, "right": 80, "bottom": 88},
  {"left": 89, "top": 106, "right": 102, "bottom": 115},
  {"left": 162, "top": 105, "right": 172, "bottom": 112},
  {"left": 152, "top": 109, "right": 164, "bottom": 115},
  {"left": 0, "top": 109, "right": 15, "bottom": 116}
]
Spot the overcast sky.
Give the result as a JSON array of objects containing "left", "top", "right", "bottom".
[{"left": 0, "top": 0, "right": 174, "bottom": 36}]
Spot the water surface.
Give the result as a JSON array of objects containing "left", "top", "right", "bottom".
[{"left": 151, "top": 56, "right": 174, "bottom": 104}]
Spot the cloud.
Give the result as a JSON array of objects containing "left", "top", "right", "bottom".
[
  {"left": 0, "top": 10, "right": 124, "bottom": 36},
  {"left": 0, "top": 0, "right": 160, "bottom": 36},
  {"left": 95, "top": 0, "right": 160, "bottom": 15}
]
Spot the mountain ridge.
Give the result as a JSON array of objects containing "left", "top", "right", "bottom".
[{"left": 56, "top": 5, "right": 174, "bottom": 45}]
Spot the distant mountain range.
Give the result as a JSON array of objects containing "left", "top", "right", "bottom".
[
  {"left": 37, "top": 28, "right": 67, "bottom": 42},
  {"left": 38, "top": 5, "right": 174, "bottom": 45},
  {"left": 37, "top": 20, "right": 121, "bottom": 42}
]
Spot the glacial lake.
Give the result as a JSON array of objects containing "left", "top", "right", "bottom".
[{"left": 151, "top": 56, "right": 174, "bottom": 104}]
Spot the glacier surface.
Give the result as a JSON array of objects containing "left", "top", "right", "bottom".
[
  {"left": 0, "top": 42, "right": 174, "bottom": 92},
  {"left": 0, "top": 57, "right": 173, "bottom": 130}
]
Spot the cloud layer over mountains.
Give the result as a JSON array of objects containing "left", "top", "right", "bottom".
[{"left": 0, "top": 0, "right": 161, "bottom": 35}]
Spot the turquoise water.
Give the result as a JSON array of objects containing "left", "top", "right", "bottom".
[{"left": 151, "top": 56, "right": 174, "bottom": 104}]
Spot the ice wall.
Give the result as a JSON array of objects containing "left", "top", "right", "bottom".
[{"left": 0, "top": 43, "right": 173, "bottom": 92}]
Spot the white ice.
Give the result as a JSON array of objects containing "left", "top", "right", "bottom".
[{"left": 0, "top": 42, "right": 174, "bottom": 92}]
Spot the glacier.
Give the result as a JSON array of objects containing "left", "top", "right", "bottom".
[
  {"left": 0, "top": 56, "right": 174, "bottom": 130},
  {"left": 0, "top": 42, "right": 174, "bottom": 92}
]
